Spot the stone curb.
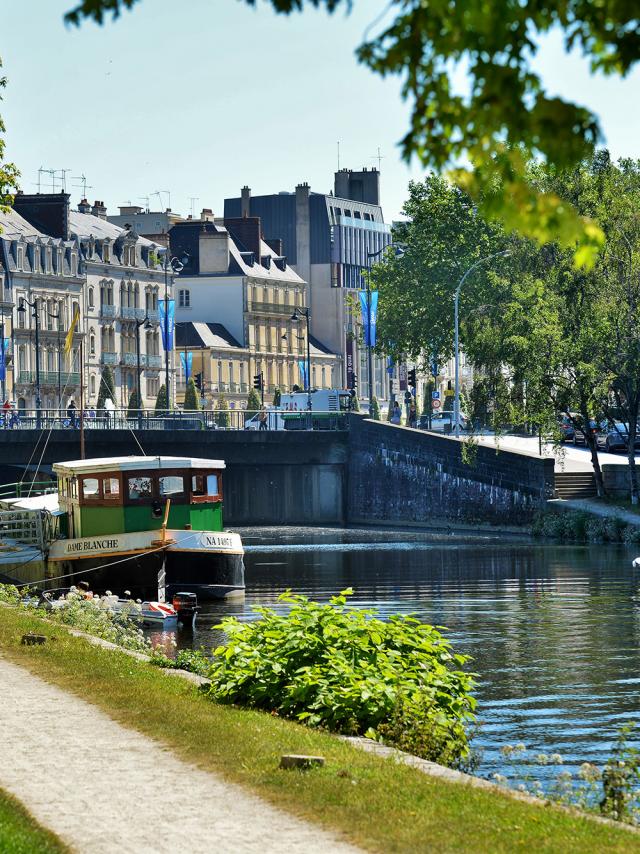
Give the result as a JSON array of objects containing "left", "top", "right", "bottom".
[{"left": 343, "top": 737, "right": 640, "bottom": 835}]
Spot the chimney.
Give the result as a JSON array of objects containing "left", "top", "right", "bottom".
[
  {"left": 201, "top": 208, "right": 214, "bottom": 222},
  {"left": 92, "top": 200, "right": 107, "bottom": 219},
  {"left": 78, "top": 198, "right": 91, "bottom": 214},
  {"left": 224, "top": 216, "right": 262, "bottom": 261},
  {"left": 12, "top": 192, "right": 71, "bottom": 240},
  {"left": 241, "top": 185, "right": 251, "bottom": 218}
]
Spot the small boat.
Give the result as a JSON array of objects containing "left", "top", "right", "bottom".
[{"left": 0, "top": 456, "right": 245, "bottom": 600}]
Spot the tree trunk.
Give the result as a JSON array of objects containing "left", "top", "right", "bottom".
[
  {"left": 586, "top": 433, "right": 606, "bottom": 498},
  {"left": 626, "top": 401, "right": 640, "bottom": 505}
]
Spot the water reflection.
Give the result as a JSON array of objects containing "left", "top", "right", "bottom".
[{"left": 169, "top": 529, "right": 640, "bottom": 781}]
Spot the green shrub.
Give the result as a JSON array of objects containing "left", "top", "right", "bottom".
[
  {"left": 205, "top": 590, "right": 476, "bottom": 767},
  {"left": 623, "top": 524, "right": 640, "bottom": 544}
]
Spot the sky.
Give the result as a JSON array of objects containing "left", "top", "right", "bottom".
[{"left": 2, "top": 0, "right": 640, "bottom": 223}]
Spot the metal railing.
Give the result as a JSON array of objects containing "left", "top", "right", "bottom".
[
  {"left": 17, "top": 371, "right": 80, "bottom": 386},
  {"left": 249, "top": 301, "right": 297, "bottom": 315},
  {"left": 100, "top": 305, "right": 117, "bottom": 318},
  {"left": 0, "top": 408, "right": 351, "bottom": 432}
]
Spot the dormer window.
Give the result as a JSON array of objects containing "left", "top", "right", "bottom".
[
  {"left": 45, "top": 247, "right": 52, "bottom": 273},
  {"left": 104, "top": 243, "right": 110, "bottom": 263},
  {"left": 56, "top": 249, "right": 63, "bottom": 272},
  {"left": 70, "top": 252, "right": 77, "bottom": 276},
  {"left": 16, "top": 244, "right": 24, "bottom": 271}
]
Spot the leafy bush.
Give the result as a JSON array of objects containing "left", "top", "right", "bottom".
[
  {"left": 150, "top": 645, "right": 210, "bottom": 676},
  {"left": 205, "top": 590, "right": 476, "bottom": 767}
]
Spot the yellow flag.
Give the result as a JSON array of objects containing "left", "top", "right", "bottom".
[{"left": 64, "top": 305, "right": 80, "bottom": 356}]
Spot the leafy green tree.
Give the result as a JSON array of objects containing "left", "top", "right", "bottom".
[
  {"left": 246, "top": 387, "right": 261, "bottom": 415},
  {"left": 154, "top": 383, "right": 168, "bottom": 413},
  {"left": 215, "top": 392, "right": 230, "bottom": 428},
  {"left": 96, "top": 366, "right": 116, "bottom": 410},
  {"left": 63, "top": 0, "right": 640, "bottom": 258},
  {"left": 272, "top": 387, "right": 281, "bottom": 406},
  {"left": 127, "top": 389, "right": 142, "bottom": 418},
  {"left": 370, "top": 396, "right": 380, "bottom": 421},
  {"left": 183, "top": 377, "right": 201, "bottom": 411},
  {"left": 350, "top": 392, "right": 360, "bottom": 413},
  {"left": 0, "top": 57, "right": 19, "bottom": 216}
]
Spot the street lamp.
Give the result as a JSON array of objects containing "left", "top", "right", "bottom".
[
  {"left": 290, "top": 307, "right": 311, "bottom": 408},
  {"left": 365, "top": 243, "right": 405, "bottom": 414},
  {"left": 0, "top": 305, "right": 6, "bottom": 405},
  {"left": 135, "top": 313, "right": 152, "bottom": 429},
  {"left": 161, "top": 250, "right": 189, "bottom": 412},
  {"left": 17, "top": 297, "right": 41, "bottom": 429},
  {"left": 453, "top": 250, "right": 510, "bottom": 438}
]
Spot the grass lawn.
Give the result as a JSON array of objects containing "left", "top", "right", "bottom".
[
  {"left": 0, "top": 786, "right": 68, "bottom": 854},
  {"left": 1, "top": 607, "right": 638, "bottom": 853}
]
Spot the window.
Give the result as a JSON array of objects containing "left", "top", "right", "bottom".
[
  {"left": 104, "top": 243, "right": 110, "bottom": 263},
  {"left": 179, "top": 289, "right": 190, "bottom": 308},
  {"left": 70, "top": 253, "right": 77, "bottom": 276},
  {"left": 90, "top": 334, "right": 95, "bottom": 355},
  {"left": 159, "top": 475, "right": 184, "bottom": 496},
  {"left": 90, "top": 375, "right": 96, "bottom": 395},
  {"left": 128, "top": 476, "right": 152, "bottom": 500},
  {"left": 192, "top": 473, "right": 220, "bottom": 498},
  {"left": 88, "top": 287, "right": 94, "bottom": 309},
  {"left": 103, "top": 477, "right": 120, "bottom": 499},
  {"left": 82, "top": 477, "right": 100, "bottom": 499}
]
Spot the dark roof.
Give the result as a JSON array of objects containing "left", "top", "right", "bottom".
[
  {"left": 175, "top": 321, "right": 243, "bottom": 350},
  {"left": 309, "top": 334, "right": 333, "bottom": 355}
]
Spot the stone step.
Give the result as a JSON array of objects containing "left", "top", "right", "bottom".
[{"left": 554, "top": 471, "right": 597, "bottom": 499}]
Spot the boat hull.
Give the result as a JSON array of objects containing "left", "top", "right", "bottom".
[{"left": 45, "top": 529, "right": 245, "bottom": 600}]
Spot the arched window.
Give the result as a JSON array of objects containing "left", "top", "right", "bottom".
[
  {"left": 90, "top": 375, "right": 96, "bottom": 395},
  {"left": 90, "top": 332, "right": 95, "bottom": 356},
  {"left": 88, "top": 287, "right": 94, "bottom": 309}
]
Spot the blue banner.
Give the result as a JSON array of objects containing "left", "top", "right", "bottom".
[
  {"left": 0, "top": 338, "right": 9, "bottom": 382},
  {"left": 180, "top": 351, "right": 192, "bottom": 380},
  {"left": 359, "top": 290, "right": 378, "bottom": 347},
  {"left": 386, "top": 355, "right": 394, "bottom": 376},
  {"left": 158, "top": 299, "right": 175, "bottom": 351},
  {"left": 298, "top": 359, "right": 308, "bottom": 388}
]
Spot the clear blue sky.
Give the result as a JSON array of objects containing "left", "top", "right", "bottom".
[{"left": 2, "top": 0, "right": 639, "bottom": 222}]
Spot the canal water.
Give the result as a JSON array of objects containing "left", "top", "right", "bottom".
[{"left": 166, "top": 527, "right": 640, "bottom": 783}]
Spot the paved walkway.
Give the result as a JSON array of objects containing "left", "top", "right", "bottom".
[
  {"left": 549, "top": 498, "right": 640, "bottom": 526},
  {"left": 0, "top": 657, "right": 361, "bottom": 854}
]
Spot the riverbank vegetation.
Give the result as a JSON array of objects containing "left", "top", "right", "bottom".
[
  {"left": 0, "top": 786, "right": 68, "bottom": 854},
  {"left": 1, "top": 606, "right": 637, "bottom": 852},
  {"left": 532, "top": 510, "right": 640, "bottom": 544},
  {"left": 205, "top": 590, "right": 476, "bottom": 768}
]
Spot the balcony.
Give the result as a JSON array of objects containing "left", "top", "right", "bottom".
[
  {"left": 249, "top": 301, "right": 297, "bottom": 316},
  {"left": 146, "top": 309, "right": 159, "bottom": 323},
  {"left": 100, "top": 305, "right": 116, "bottom": 319},
  {"left": 121, "top": 352, "right": 137, "bottom": 366},
  {"left": 120, "top": 306, "right": 147, "bottom": 321},
  {"left": 101, "top": 352, "right": 118, "bottom": 365},
  {"left": 18, "top": 371, "right": 80, "bottom": 386},
  {"left": 146, "top": 355, "right": 162, "bottom": 369}
]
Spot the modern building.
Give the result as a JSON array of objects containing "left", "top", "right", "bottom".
[
  {"left": 13, "top": 193, "right": 175, "bottom": 410},
  {"left": 224, "top": 168, "right": 392, "bottom": 404},
  {"left": 107, "top": 205, "right": 184, "bottom": 247},
  {"left": 0, "top": 207, "right": 84, "bottom": 413},
  {"left": 170, "top": 212, "right": 340, "bottom": 404}
]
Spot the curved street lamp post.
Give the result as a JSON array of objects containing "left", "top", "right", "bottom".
[
  {"left": 17, "top": 297, "right": 41, "bottom": 429},
  {"left": 290, "top": 307, "right": 311, "bottom": 410}
]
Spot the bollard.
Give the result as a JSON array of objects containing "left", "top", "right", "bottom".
[{"left": 279, "top": 754, "right": 325, "bottom": 770}]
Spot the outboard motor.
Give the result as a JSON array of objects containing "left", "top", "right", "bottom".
[{"left": 172, "top": 592, "right": 199, "bottom": 629}]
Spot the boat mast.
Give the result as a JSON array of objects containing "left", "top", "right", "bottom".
[{"left": 79, "top": 338, "right": 85, "bottom": 459}]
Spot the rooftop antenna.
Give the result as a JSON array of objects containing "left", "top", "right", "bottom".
[
  {"left": 371, "top": 147, "right": 384, "bottom": 171},
  {"left": 72, "top": 174, "right": 93, "bottom": 197},
  {"left": 189, "top": 197, "right": 199, "bottom": 218},
  {"left": 150, "top": 190, "right": 163, "bottom": 209},
  {"left": 139, "top": 196, "right": 150, "bottom": 212},
  {"left": 56, "top": 169, "right": 72, "bottom": 192},
  {"left": 337, "top": 141, "right": 341, "bottom": 171},
  {"left": 36, "top": 168, "right": 55, "bottom": 193},
  {"left": 159, "top": 189, "right": 171, "bottom": 209}
]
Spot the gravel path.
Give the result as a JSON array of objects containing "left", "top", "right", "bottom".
[{"left": 0, "top": 657, "right": 361, "bottom": 854}]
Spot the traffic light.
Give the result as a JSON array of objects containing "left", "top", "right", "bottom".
[
  {"left": 408, "top": 368, "right": 417, "bottom": 388},
  {"left": 253, "top": 373, "right": 263, "bottom": 390},
  {"left": 404, "top": 390, "right": 412, "bottom": 404},
  {"left": 194, "top": 373, "right": 203, "bottom": 392}
]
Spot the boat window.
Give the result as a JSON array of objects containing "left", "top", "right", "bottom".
[
  {"left": 207, "top": 474, "right": 219, "bottom": 496},
  {"left": 191, "top": 474, "right": 206, "bottom": 496},
  {"left": 128, "top": 477, "right": 152, "bottom": 500},
  {"left": 103, "top": 477, "right": 120, "bottom": 499},
  {"left": 82, "top": 478, "right": 100, "bottom": 500},
  {"left": 191, "top": 473, "right": 220, "bottom": 500},
  {"left": 159, "top": 475, "right": 184, "bottom": 496},
  {"left": 70, "top": 478, "right": 78, "bottom": 500}
]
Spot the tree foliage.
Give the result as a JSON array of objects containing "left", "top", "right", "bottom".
[
  {"left": 154, "top": 382, "right": 167, "bottom": 413},
  {"left": 183, "top": 377, "right": 200, "bottom": 411},
  {"left": 205, "top": 589, "right": 476, "bottom": 767},
  {"left": 246, "top": 387, "right": 261, "bottom": 417},
  {"left": 370, "top": 395, "right": 380, "bottom": 421},
  {"left": 61, "top": 0, "right": 640, "bottom": 257},
  {"left": 96, "top": 366, "right": 115, "bottom": 410},
  {"left": 0, "top": 57, "right": 20, "bottom": 216},
  {"left": 126, "top": 388, "right": 142, "bottom": 417},
  {"left": 215, "top": 392, "right": 230, "bottom": 428}
]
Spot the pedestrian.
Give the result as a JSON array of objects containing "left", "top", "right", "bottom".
[
  {"left": 8, "top": 402, "right": 20, "bottom": 429},
  {"left": 391, "top": 401, "right": 401, "bottom": 425},
  {"left": 258, "top": 405, "right": 268, "bottom": 431},
  {"left": 409, "top": 400, "right": 417, "bottom": 428},
  {"left": 2, "top": 399, "right": 10, "bottom": 429},
  {"left": 67, "top": 399, "right": 77, "bottom": 429}
]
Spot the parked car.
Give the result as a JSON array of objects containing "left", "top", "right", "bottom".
[
  {"left": 419, "top": 411, "right": 468, "bottom": 433},
  {"left": 596, "top": 421, "right": 640, "bottom": 453},
  {"left": 572, "top": 418, "right": 601, "bottom": 446},
  {"left": 557, "top": 414, "right": 575, "bottom": 443}
]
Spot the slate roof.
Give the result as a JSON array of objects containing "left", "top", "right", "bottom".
[
  {"left": 0, "top": 208, "right": 45, "bottom": 239},
  {"left": 175, "top": 321, "right": 245, "bottom": 350},
  {"left": 69, "top": 210, "right": 156, "bottom": 247}
]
